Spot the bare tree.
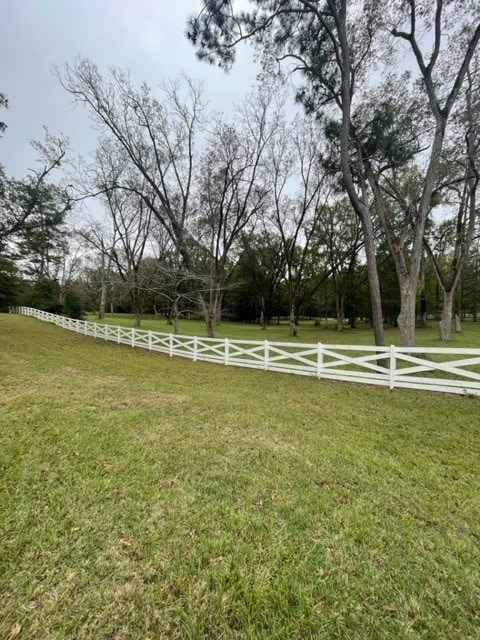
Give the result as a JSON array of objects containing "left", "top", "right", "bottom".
[
  {"left": 193, "top": 89, "right": 275, "bottom": 337},
  {"left": 267, "top": 116, "right": 331, "bottom": 337},
  {"left": 145, "top": 225, "right": 204, "bottom": 334},
  {"left": 79, "top": 198, "right": 154, "bottom": 327},
  {"left": 77, "top": 218, "right": 117, "bottom": 319},
  {"left": 59, "top": 60, "right": 205, "bottom": 272},
  {"left": 105, "top": 189, "right": 154, "bottom": 327}
]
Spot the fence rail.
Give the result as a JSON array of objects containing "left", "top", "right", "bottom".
[{"left": 12, "top": 307, "right": 480, "bottom": 397}]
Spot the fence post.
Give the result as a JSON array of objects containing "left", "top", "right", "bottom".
[
  {"left": 131, "top": 329, "right": 136, "bottom": 348},
  {"left": 193, "top": 335, "right": 198, "bottom": 361},
  {"left": 317, "top": 343, "right": 323, "bottom": 378},
  {"left": 169, "top": 332, "right": 174, "bottom": 357},
  {"left": 389, "top": 345, "right": 396, "bottom": 390},
  {"left": 148, "top": 331, "right": 152, "bottom": 351},
  {"left": 94, "top": 323, "right": 97, "bottom": 339},
  {"left": 117, "top": 325, "right": 120, "bottom": 344},
  {"left": 264, "top": 340, "right": 269, "bottom": 371},
  {"left": 225, "top": 338, "right": 230, "bottom": 365}
]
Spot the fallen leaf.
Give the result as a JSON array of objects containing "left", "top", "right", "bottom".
[
  {"left": 120, "top": 538, "right": 132, "bottom": 546},
  {"left": 8, "top": 623, "right": 22, "bottom": 639},
  {"left": 406, "top": 619, "right": 415, "bottom": 631},
  {"left": 382, "top": 604, "right": 398, "bottom": 612}
]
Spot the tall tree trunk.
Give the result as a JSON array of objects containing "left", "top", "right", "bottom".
[
  {"left": 197, "top": 293, "right": 209, "bottom": 337},
  {"left": 172, "top": 297, "right": 180, "bottom": 335},
  {"left": 361, "top": 215, "right": 385, "bottom": 347},
  {"left": 198, "top": 290, "right": 218, "bottom": 338},
  {"left": 335, "top": 290, "right": 344, "bottom": 332},
  {"left": 348, "top": 304, "right": 357, "bottom": 329},
  {"left": 438, "top": 285, "right": 464, "bottom": 340},
  {"left": 455, "top": 313, "right": 462, "bottom": 333},
  {"left": 335, "top": 2, "right": 385, "bottom": 349},
  {"left": 97, "top": 251, "right": 109, "bottom": 320},
  {"left": 438, "top": 290, "right": 454, "bottom": 340},
  {"left": 433, "top": 272, "right": 469, "bottom": 341},
  {"left": 289, "top": 300, "right": 297, "bottom": 337},
  {"left": 397, "top": 282, "right": 417, "bottom": 347},
  {"left": 455, "top": 283, "right": 463, "bottom": 333},
  {"left": 260, "top": 305, "right": 266, "bottom": 330},
  {"left": 418, "top": 291, "right": 428, "bottom": 328},
  {"left": 418, "top": 257, "right": 427, "bottom": 327},
  {"left": 131, "top": 291, "right": 142, "bottom": 328},
  {"left": 206, "top": 313, "right": 216, "bottom": 338},
  {"left": 98, "top": 282, "right": 107, "bottom": 319}
]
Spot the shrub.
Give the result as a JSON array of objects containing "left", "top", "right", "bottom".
[
  {"left": 25, "top": 279, "right": 62, "bottom": 313},
  {"left": 63, "top": 288, "right": 84, "bottom": 319}
]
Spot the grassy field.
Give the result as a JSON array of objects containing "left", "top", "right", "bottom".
[
  {"left": 85, "top": 312, "right": 480, "bottom": 348},
  {"left": 1, "top": 314, "right": 479, "bottom": 639}
]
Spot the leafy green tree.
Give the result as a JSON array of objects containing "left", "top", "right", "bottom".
[
  {"left": 229, "top": 231, "right": 286, "bottom": 327},
  {"left": 422, "top": 62, "right": 480, "bottom": 339},
  {"left": 15, "top": 181, "right": 70, "bottom": 281},
  {"left": 25, "top": 278, "right": 62, "bottom": 313},
  {"left": 0, "top": 132, "right": 68, "bottom": 253},
  {"left": 461, "top": 234, "right": 480, "bottom": 321},
  {"left": 0, "top": 255, "right": 23, "bottom": 311},
  {"left": 63, "top": 287, "right": 84, "bottom": 319}
]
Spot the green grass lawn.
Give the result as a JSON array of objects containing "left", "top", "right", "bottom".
[
  {"left": 1, "top": 314, "right": 479, "bottom": 639},
  {"left": 85, "top": 312, "right": 480, "bottom": 348}
]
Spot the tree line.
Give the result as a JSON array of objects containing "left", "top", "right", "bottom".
[{"left": 1, "top": 1, "right": 479, "bottom": 346}]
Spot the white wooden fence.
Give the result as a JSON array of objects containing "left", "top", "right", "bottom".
[{"left": 12, "top": 307, "right": 480, "bottom": 397}]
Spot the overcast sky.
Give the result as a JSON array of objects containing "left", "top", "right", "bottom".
[{"left": 0, "top": 1, "right": 260, "bottom": 182}]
